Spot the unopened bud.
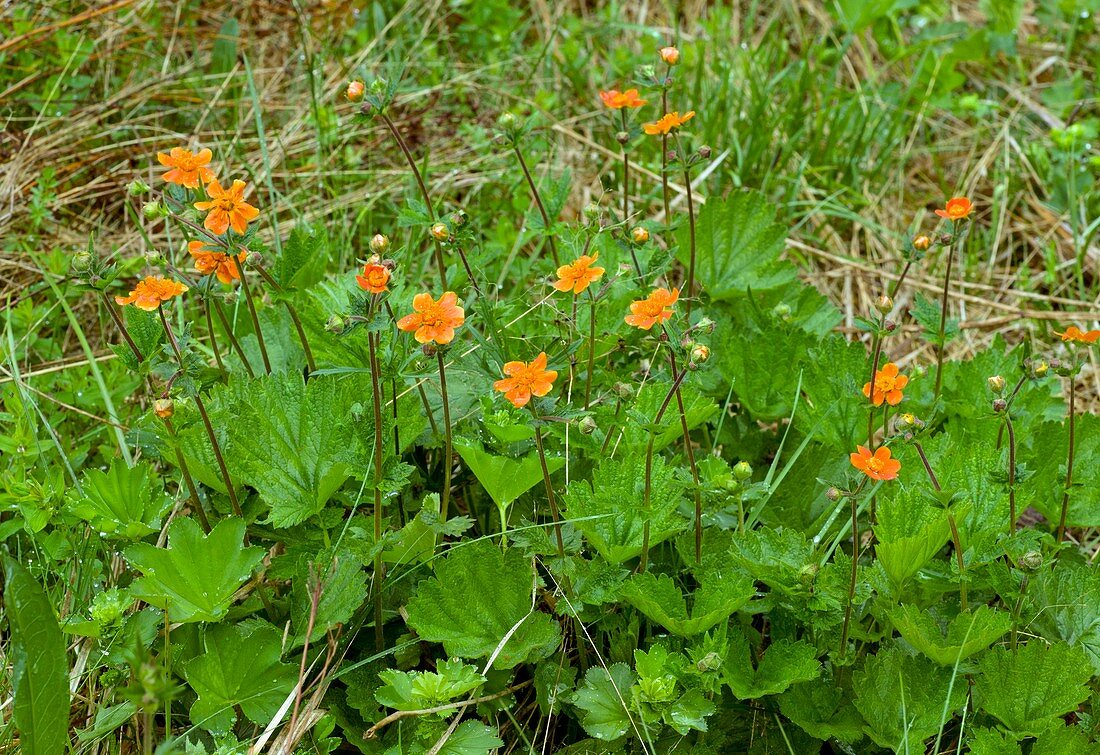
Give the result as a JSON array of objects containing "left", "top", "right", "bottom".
[
  {"left": 875, "top": 295, "right": 894, "bottom": 314},
  {"left": 615, "top": 131, "right": 629, "bottom": 145},
  {"left": 884, "top": 319, "right": 897, "bottom": 332},
  {"left": 631, "top": 226, "right": 650, "bottom": 244},
  {"left": 825, "top": 487, "right": 842, "bottom": 502},
  {"left": 1031, "top": 360, "right": 1049, "bottom": 378},
  {"left": 697, "top": 145, "right": 712, "bottom": 160},
  {"left": 896, "top": 413, "right": 924, "bottom": 431},
  {"left": 449, "top": 210, "right": 467, "bottom": 227},
  {"left": 345, "top": 80, "right": 365, "bottom": 102},
  {"left": 987, "top": 375, "right": 1006, "bottom": 393},
  {"left": 659, "top": 46, "right": 680, "bottom": 65},
  {"left": 690, "top": 343, "right": 711, "bottom": 363},
  {"left": 1019, "top": 551, "right": 1042, "bottom": 571},
  {"left": 72, "top": 251, "right": 94, "bottom": 274},
  {"left": 379, "top": 258, "right": 397, "bottom": 271},
  {"left": 142, "top": 200, "right": 167, "bottom": 219},
  {"left": 245, "top": 251, "right": 264, "bottom": 268},
  {"left": 992, "top": 398, "right": 1008, "bottom": 413},
  {"left": 369, "top": 77, "right": 387, "bottom": 95},
  {"left": 358, "top": 101, "right": 373, "bottom": 116},
  {"left": 913, "top": 235, "right": 931, "bottom": 251},
  {"left": 497, "top": 112, "right": 517, "bottom": 130},
  {"left": 773, "top": 302, "right": 792, "bottom": 320},
  {"left": 421, "top": 343, "right": 438, "bottom": 358},
  {"left": 799, "top": 563, "right": 819, "bottom": 585},
  {"left": 153, "top": 398, "right": 174, "bottom": 419},
  {"left": 666, "top": 150, "right": 678, "bottom": 163},
  {"left": 144, "top": 251, "right": 163, "bottom": 265},
  {"left": 325, "top": 314, "right": 347, "bottom": 334},
  {"left": 430, "top": 223, "right": 449, "bottom": 242},
  {"left": 695, "top": 317, "right": 716, "bottom": 334},
  {"left": 733, "top": 461, "right": 753, "bottom": 481},
  {"left": 583, "top": 203, "right": 601, "bottom": 224},
  {"left": 696, "top": 651, "right": 722, "bottom": 672},
  {"left": 369, "top": 234, "right": 390, "bottom": 254},
  {"left": 612, "top": 382, "right": 635, "bottom": 400},
  {"left": 937, "top": 233, "right": 952, "bottom": 245},
  {"left": 126, "top": 179, "right": 150, "bottom": 196},
  {"left": 578, "top": 416, "right": 597, "bottom": 435}
]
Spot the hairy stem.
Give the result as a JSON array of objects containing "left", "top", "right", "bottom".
[
  {"left": 254, "top": 263, "right": 316, "bottom": 375},
  {"left": 211, "top": 297, "right": 256, "bottom": 378},
  {"left": 368, "top": 331, "right": 386, "bottom": 652},
  {"left": 102, "top": 292, "right": 144, "bottom": 362},
  {"left": 915, "top": 441, "right": 966, "bottom": 610},
  {"left": 231, "top": 254, "right": 271, "bottom": 374},
  {"left": 583, "top": 289, "right": 597, "bottom": 410},
  {"left": 532, "top": 421, "right": 565, "bottom": 557},
  {"left": 1057, "top": 372, "right": 1077, "bottom": 543},
  {"left": 1004, "top": 412, "right": 1016, "bottom": 535},
  {"left": 513, "top": 146, "right": 559, "bottom": 266},
  {"left": 638, "top": 366, "right": 689, "bottom": 573},
  {"left": 436, "top": 351, "right": 454, "bottom": 520},
  {"left": 933, "top": 245, "right": 955, "bottom": 399},
  {"left": 162, "top": 416, "right": 210, "bottom": 533}
]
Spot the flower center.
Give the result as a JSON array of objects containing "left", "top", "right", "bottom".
[
  {"left": 874, "top": 374, "right": 897, "bottom": 393},
  {"left": 866, "top": 456, "right": 884, "bottom": 473},
  {"left": 215, "top": 198, "right": 236, "bottom": 212},
  {"left": 178, "top": 155, "right": 201, "bottom": 170},
  {"left": 419, "top": 303, "right": 447, "bottom": 328}
]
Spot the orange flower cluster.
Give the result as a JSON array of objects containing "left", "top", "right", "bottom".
[
  {"left": 625, "top": 287, "right": 679, "bottom": 330},
  {"left": 115, "top": 276, "right": 188, "bottom": 311},
  {"left": 397, "top": 292, "right": 465, "bottom": 344},
  {"left": 553, "top": 253, "right": 605, "bottom": 295},
  {"left": 643, "top": 111, "right": 694, "bottom": 135},
  {"left": 188, "top": 241, "right": 246, "bottom": 285},
  {"left": 1055, "top": 326, "right": 1099, "bottom": 344},
  {"left": 599, "top": 89, "right": 647, "bottom": 109},
  {"left": 850, "top": 445, "right": 900, "bottom": 481},
  {"left": 935, "top": 197, "right": 973, "bottom": 221},
  {"left": 862, "top": 362, "right": 909, "bottom": 406},
  {"left": 494, "top": 352, "right": 558, "bottom": 408},
  {"left": 157, "top": 147, "right": 215, "bottom": 189}
]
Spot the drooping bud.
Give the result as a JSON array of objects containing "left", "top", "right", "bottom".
[
  {"left": 379, "top": 258, "right": 397, "bottom": 271},
  {"left": 449, "top": 210, "right": 467, "bottom": 227},
  {"left": 884, "top": 319, "right": 897, "bottom": 333},
  {"left": 430, "top": 223, "right": 449, "bottom": 242},
  {"left": 733, "top": 461, "right": 753, "bottom": 481},
  {"left": 142, "top": 200, "right": 167, "bottom": 219},
  {"left": 992, "top": 398, "right": 1008, "bottom": 413},
  {"left": 695, "top": 317, "right": 716, "bottom": 334},
  {"left": 126, "top": 179, "right": 150, "bottom": 196},
  {"left": 913, "top": 235, "right": 932, "bottom": 251},
  {"left": 697, "top": 145, "right": 712, "bottom": 160},
  {"left": 659, "top": 46, "right": 680, "bottom": 65},
  {"left": 578, "top": 416, "right": 598, "bottom": 435},
  {"left": 825, "top": 487, "right": 842, "bottom": 502},
  {"left": 324, "top": 314, "right": 346, "bottom": 334},
  {"left": 1031, "top": 359, "right": 1049, "bottom": 378},
  {"left": 153, "top": 398, "right": 174, "bottom": 419},
  {"left": 987, "top": 375, "right": 1006, "bottom": 393},
  {"left": 612, "top": 382, "right": 635, "bottom": 400},
  {"left": 615, "top": 131, "right": 630, "bottom": 145},
  {"left": 496, "top": 112, "right": 517, "bottom": 132},
  {"left": 245, "top": 251, "right": 264, "bottom": 268},
  {"left": 421, "top": 343, "right": 438, "bottom": 358},
  {"left": 875, "top": 294, "right": 894, "bottom": 314},
  {"left": 345, "top": 80, "right": 365, "bottom": 102},
  {"left": 369, "top": 233, "right": 390, "bottom": 254},
  {"left": 799, "top": 563, "right": 819, "bottom": 586},
  {"left": 631, "top": 226, "right": 650, "bottom": 244}
]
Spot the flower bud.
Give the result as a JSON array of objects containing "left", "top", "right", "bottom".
[
  {"left": 379, "top": 258, "right": 397, "bottom": 271},
  {"left": 992, "top": 398, "right": 1008, "bottom": 413},
  {"left": 799, "top": 563, "right": 819, "bottom": 586},
  {"left": 153, "top": 398, "right": 174, "bottom": 419},
  {"left": 697, "top": 145, "right": 712, "bottom": 160},
  {"left": 449, "top": 210, "right": 468, "bottom": 227},
  {"left": 583, "top": 202, "right": 601, "bottom": 224},
  {"left": 497, "top": 112, "right": 517, "bottom": 130},
  {"left": 71, "top": 251, "right": 94, "bottom": 275},
  {"left": 937, "top": 233, "right": 953, "bottom": 246},
  {"left": 345, "top": 80, "right": 365, "bottom": 102},
  {"left": 875, "top": 294, "right": 894, "bottom": 314},
  {"left": 143, "top": 251, "right": 163, "bottom": 266},
  {"left": 666, "top": 150, "right": 678, "bottom": 163},
  {"left": 615, "top": 131, "right": 629, "bottom": 145},
  {"left": 913, "top": 235, "right": 931, "bottom": 251},
  {"left": 659, "top": 46, "right": 680, "bottom": 65},
  {"left": 358, "top": 101, "right": 373, "bottom": 116},
  {"left": 695, "top": 317, "right": 716, "bottom": 334},
  {"left": 690, "top": 343, "right": 711, "bottom": 363},
  {"left": 324, "top": 314, "right": 346, "bottom": 334},
  {"left": 884, "top": 319, "right": 897, "bottom": 333},
  {"left": 1019, "top": 551, "right": 1043, "bottom": 571},
  {"left": 733, "top": 461, "right": 753, "bottom": 481},
  {"left": 246, "top": 251, "right": 264, "bottom": 268},
  {"left": 142, "top": 200, "right": 167, "bottom": 219},
  {"left": 696, "top": 651, "right": 722, "bottom": 672},
  {"left": 369, "top": 77, "right": 387, "bottom": 95},
  {"left": 126, "top": 179, "right": 150, "bottom": 196},
  {"left": 896, "top": 413, "right": 924, "bottom": 431},
  {"left": 369, "top": 233, "right": 390, "bottom": 254},
  {"left": 826, "top": 487, "right": 842, "bottom": 502},
  {"left": 1031, "top": 359, "right": 1049, "bottom": 378},
  {"left": 430, "top": 223, "right": 449, "bottom": 242},
  {"left": 773, "top": 302, "right": 792, "bottom": 320},
  {"left": 612, "top": 382, "right": 635, "bottom": 400},
  {"left": 578, "top": 416, "right": 597, "bottom": 435},
  {"left": 987, "top": 375, "right": 1006, "bottom": 393},
  {"left": 421, "top": 343, "right": 438, "bottom": 358},
  {"left": 631, "top": 226, "right": 650, "bottom": 244}
]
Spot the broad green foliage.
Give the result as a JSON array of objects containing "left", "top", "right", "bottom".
[
  {"left": 454, "top": 438, "right": 562, "bottom": 512},
  {"left": 1026, "top": 561, "right": 1100, "bottom": 674},
  {"left": 889, "top": 604, "right": 1011, "bottom": 665},
  {"left": 124, "top": 517, "right": 264, "bottom": 622},
  {"left": 405, "top": 541, "right": 561, "bottom": 669},
  {"left": 66, "top": 460, "right": 170, "bottom": 539},
  {"left": 375, "top": 659, "right": 486, "bottom": 711},
  {"left": 874, "top": 488, "right": 951, "bottom": 589},
  {"left": 184, "top": 622, "right": 297, "bottom": 733},
  {"left": 619, "top": 569, "right": 754, "bottom": 636},
  {"left": 3, "top": 557, "right": 69, "bottom": 755},
  {"left": 975, "top": 642, "right": 1093, "bottom": 737},
  {"left": 722, "top": 628, "right": 821, "bottom": 699},
  {"left": 778, "top": 675, "right": 864, "bottom": 743},
  {"left": 572, "top": 663, "right": 636, "bottom": 741}
]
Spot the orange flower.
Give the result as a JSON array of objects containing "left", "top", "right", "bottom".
[
  {"left": 194, "top": 179, "right": 260, "bottom": 236},
  {"left": 156, "top": 147, "right": 215, "bottom": 189},
  {"left": 642, "top": 111, "right": 695, "bottom": 135},
  {"left": 599, "top": 89, "right": 647, "bottom": 109},
  {"left": 935, "top": 197, "right": 973, "bottom": 221},
  {"left": 396, "top": 291, "right": 465, "bottom": 344},
  {"left": 188, "top": 240, "right": 245, "bottom": 285},
  {"left": 625, "top": 287, "right": 679, "bottom": 330},
  {"left": 659, "top": 46, "right": 680, "bottom": 65},
  {"left": 850, "top": 445, "right": 901, "bottom": 481},
  {"left": 114, "top": 276, "right": 188, "bottom": 311},
  {"left": 862, "top": 362, "right": 909, "bottom": 406},
  {"left": 493, "top": 352, "right": 558, "bottom": 408},
  {"left": 356, "top": 262, "right": 390, "bottom": 294},
  {"left": 553, "top": 252, "right": 605, "bottom": 295},
  {"left": 1055, "top": 326, "right": 1100, "bottom": 344}
]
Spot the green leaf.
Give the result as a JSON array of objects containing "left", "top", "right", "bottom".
[
  {"left": 437, "top": 721, "right": 505, "bottom": 755},
  {"left": 273, "top": 223, "right": 327, "bottom": 289},
  {"left": 1026, "top": 561, "right": 1100, "bottom": 674},
  {"left": 124, "top": 517, "right": 264, "bottom": 623},
  {"left": 729, "top": 526, "right": 815, "bottom": 596},
  {"left": 564, "top": 455, "right": 687, "bottom": 564},
  {"left": 910, "top": 291, "right": 959, "bottom": 344},
  {"left": 1021, "top": 415, "right": 1100, "bottom": 527},
  {"left": 778, "top": 676, "right": 864, "bottom": 743},
  {"left": 967, "top": 727, "right": 1021, "bottom": 755},
  {"left": 618, "top": 383, "right": 718, "bottom": 453},
  {"left": 853, "top": 646, "right": 966, "bottom": 752},
  {"left": 619, "top": 570, "right": 754, "bottom": 636},
  {"left": 572, "top": 663, "right": 636, "bottom": 741},
  {"left": 208, "top": 17, "right": 239, "bottom": 74},
  {"left": 405, "top": 540, "right": 561, "bottom": 669},
  {"left": 722, "top": 628, "right": 820, "bottom": 699},
  {"left": 375, "top": 659, "right": 486, "bottom": 711},
  {"left": 66, "top": 459, "right": 170, "bottom": 539},
  {"left": 873, "top": 488, "right": 951, "bottom": 589},
  {"left": 223, "top": 372, "right": 367, "bottom": 527},
  {"left": 290, "top": 548, "right": 367, "bottom": 647},
  {"left": 831, "top": 0, "right": 899, "bottom": 32},
  {"left": 454, "top": 438, "right": 562, "bottom": 509},
  {"left": 975, "top": 642, "right": 1092, "bottom": 737},
  {"left": 667, "top": 688, "right": 716, "bottom": 735},
  {"left": 678, "top": 189, "right": 796, "bottom": 300},
  {"left": 1031, "top": 725, "right": 1096, "bottom": 755},
  {"left": 184, "top": 622, "right": 297, "bottom": 733},
  {"left": 889, "top": 604, "right": 1011, "bottom": 665},
  {"left": 3, "top": 557, "right": 69, "bottom": 755},
  {"left": 115, "top": 305, "right": 163, "bottom": 371},
  {"left": 76, "top": 701, "right": 138, "bottom": 743}
]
